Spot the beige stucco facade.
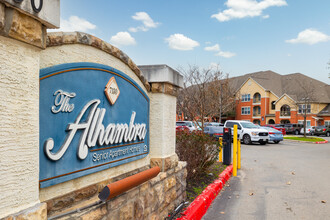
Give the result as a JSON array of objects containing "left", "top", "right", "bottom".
[{"left": 0, "top": 35, "right": 41, "bottom": 218}]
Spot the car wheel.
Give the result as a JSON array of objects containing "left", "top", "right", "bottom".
[
  {"left": 274, "top": 141, "right": 280, "bottom": 144},
  {"left": 294, "top": 130, "right": 299, "bottom": 135},
  {"left": 243, "top": 134, "right": 251, "bottom": 145},
  {"left": 327, "top": 132, "right": 330, "bottom": 137}
]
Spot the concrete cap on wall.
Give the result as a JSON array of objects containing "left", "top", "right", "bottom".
[{"left": 138, "top": 65, "right": 183, "bottom": 88}]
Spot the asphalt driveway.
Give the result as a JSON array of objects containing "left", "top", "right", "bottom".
[{"left": 203, "top": 138, "right": 330, "bottom": 220}]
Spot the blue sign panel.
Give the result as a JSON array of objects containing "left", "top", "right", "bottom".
[{"left": 39, "top": 63, "right": 149, "bottom": 188}]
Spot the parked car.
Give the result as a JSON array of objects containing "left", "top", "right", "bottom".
[
  {"left": 264, "top": 124, "right": 286, "bottom": 135},
  {"left": 176, "top": 121, "right": 198, "bottom": 132},
  {"left": 224, "top": 120, "right": 269, "bottom": 145},
  {"left": 314, "top": 125, "right": 330, "bottom": 137},
  {"left": 284, "top": 123, "right": 303, "bottom": 135},
  {"left": 261, "top": 126, "right": 283, "bottom": 144},
  {"left": 300, "top": 126, "right": 315, "bottom": 135},
  {"left": 204, "top": 126, "right": 224, "bottom": 140},
  {"left": 176, "top": 125, "right": 189, "bottom": 133},
  {"left": 205, "top": 122, "right": 223, "bottom": 127}
]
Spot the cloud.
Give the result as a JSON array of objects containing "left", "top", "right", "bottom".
[
  {"left": 216, "top": 51, "right": 236, "bottom": 58},
  {"left": 110, "top": 32, "right": 136, "bottom": 47},
  {"left": 129, "top": 12, "right": 160, "bottom": 32},
  {"left": 204, "top": 43, "right": 236, "bottom": 58},
  {"left": 204, "top": 44, "right": 220, "bottom": 51},
  {"left": 285, "top": 29, "right": 330, "bottom": 45},
  {"left": 165, "top": 34, "right": 199, "bottom": 51},
  {"left": 49, "top": 16, "right": 96, "bottom": 32},
  {"left": 211, "top": 0, "right": 287, "bottom": 22}
]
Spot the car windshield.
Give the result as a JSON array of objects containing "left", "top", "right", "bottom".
[
  {"left": 176, "top": 122, "right": 192, "bottom": 127},
  {"left": 240, "top": 122, "right": 259, "bottom": 128}
]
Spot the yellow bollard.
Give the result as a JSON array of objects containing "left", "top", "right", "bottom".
[
  {"left": 233, "top": 125, "right": 238, "bottom": 176},
  {"left": 219, "top": 137, "right": 223, "bottom": 162},
  {"left": 238, "top": 138, "right": 241, "bottom": 169}
]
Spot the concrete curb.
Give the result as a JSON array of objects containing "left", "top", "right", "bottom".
[
  {"left": 177, "top": 165, "right": 233, "bottom": 220},
  {"left": 284, "top": 139, "right": 328, "bottom": 144},
  {"left": 314, "top": 140, "right": 328, "bottom": 144}
]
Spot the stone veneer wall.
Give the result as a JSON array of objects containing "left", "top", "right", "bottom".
[{"left": 44, "top": 161, "right": 186, "bottom": 220}]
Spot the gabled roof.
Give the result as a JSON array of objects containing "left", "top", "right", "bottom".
[
  {"left": 230, "top": 71, "right": 330, "bottom": 103},
  {"left": 318, "top": 104, "right": 330, "bottom": 116}
]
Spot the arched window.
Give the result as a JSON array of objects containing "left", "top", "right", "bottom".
[
  {"left": 253, "top": 92, "right": 261, "bottom": 103},
  {"left": 253, "top": 106, "right": 261, "bottom": 116},
  {"left": 268, "top": 119, "right": 275, "bottom": 124},
  {"left": 280, "top": 105, "right": 291, "bottom": 116},
  {"left": 271, "top": 101, "right": 276, "bottom": 110}
]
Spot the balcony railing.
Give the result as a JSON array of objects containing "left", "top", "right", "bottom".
[
  {"left": 280, "top": 111, "right": 291, "bottom": 116},
  {"left": 253, "top": 98, "right": 261, "bottom": 103}
]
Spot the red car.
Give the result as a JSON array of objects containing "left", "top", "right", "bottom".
[
  {"left": 176, "top": 125, "right": 189, "bottom": 133},
  {"left": 264, "top": 124, "right": 286, "bottom": 135}
]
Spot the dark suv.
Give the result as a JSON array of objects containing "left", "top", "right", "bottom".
[
  {"left": 284, "top": 124, "right": 303, "bottom": 135},
  {"left": 314, "top": 125, "right": 330, "bottom": 137}
]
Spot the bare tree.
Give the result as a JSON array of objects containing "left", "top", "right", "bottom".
[
  {"left": 294, "top": 80, "right": 316, "bottom": 137},
  {"left": 177, "top": 64, "right": 235, "bottom": 130}
]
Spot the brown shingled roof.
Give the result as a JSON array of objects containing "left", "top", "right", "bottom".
[{"left": 230, "top": 71, "right": 330, "bottom": 103}]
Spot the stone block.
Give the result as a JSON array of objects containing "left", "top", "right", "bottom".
[
  {"left": 8, "top": 10, "right": 45, "bottom": 48},
  {"left": 80, "top": 204, "right": 107, "bottom": 220},
  {"left": 119, "top": 202, "right": 133, "bottom": 220},
  {"left": 12, "top": 203, "right": 47, "bottom": 220},
  {"left": 153, "top": 183, "right": 164, "bottom": 209},
  {"left": 108, "top": 193, "right": 127, "bottom": 210},
  {"left": 0, "top": 3, "right": 4, "bottom": 31},
  {"left": 133, "top": 198, "right": 144, "bottom": 220},
  {"left": 139, "top": 182, "right": 149, "bottom": 194},
  {"left": 51, "top": 195, "right": 75, "bottom": 213},
  {"left": 62, "top": 32, "right": 77, "bottom": 44},
  {"left": 47, "top": 32, "right": 63, "bottom": 46},
  {"left": 74, "top": 185, "right": 98, "bottom": 203},
  {"left": 149, "top": 174, "right": 160, "bottom": 186},
  {"left": 126, "top": 187, "right": 139, "bottom": 199},
  {"left": 159, "top": 172, "right": 167, "bottom": 181},
  {"left": 164, "top": 176, "right": 176, "bottom": 192},
  {"left": 164, "top": 157, "right": 172, "bottom": 171},
  {"left": 150, "top": 158, "right": 162, "bottom": 169},
  {"left": 151, "top": 82, "right": 163, "bottom": 93},
  {"left": 167, "top": 168, "right": 174, "bottom": 176},
  {"left": 105, "top": 209, "right": 119, "bottom": 220}
]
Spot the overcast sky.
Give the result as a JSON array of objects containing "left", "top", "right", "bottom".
[{"left": 51, "top": 0, "right": 330, "bottom": 83}]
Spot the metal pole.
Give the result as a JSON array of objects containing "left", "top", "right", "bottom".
[
  {"left": 233, "top": 125, "right": 238, "bottom": 176},
  {"left": 219, "top": 137, "right": 223, "bottom": 162},
  {"left": 237, "top": 140, "right": 241, "bottom": 169}
]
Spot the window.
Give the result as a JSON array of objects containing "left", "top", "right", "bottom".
[
  {"left": 253, "top": 106, "right": 261, "bottom": 116},
  {"left": 298, "top": 120, "right": 311, "bottom": 127},
  {"left": 280, "top": 105, "right": 291, "bottom": 116},
  {"left": 298, "top": 104, "right": 311, "bottom": 114},
  {"left": 325, "top": 121, "right": 330, "bottom": 126},
  {"left": 271, "top": 101, "right": 276, "bottom": 110},
  {"left": 242, "top": 94, "right": 250, "bottom": 102},
  {"left": 253, "top": 93, "right": 261, "bottom": 103},
  {"left": 241, "top": 107, "right": 250, "bottom": 115}
]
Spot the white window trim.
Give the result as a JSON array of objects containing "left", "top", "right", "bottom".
[{"left": 241, "top": 107, "right": 251, "bottom": 115}]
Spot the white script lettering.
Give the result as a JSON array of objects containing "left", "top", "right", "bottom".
[
  {"left": 51, "top": 90, "right": 76, "bottom": 113},
  {"left": 44, "top": 99, "right": 147, "bottom": 161}
]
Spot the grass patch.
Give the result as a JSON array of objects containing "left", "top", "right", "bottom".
[
  {"left": 186, "top": 162, "right": 227, "bottom": 202},
  {"left": 284, "top": 136, "right": 325, "bottom": 142}
]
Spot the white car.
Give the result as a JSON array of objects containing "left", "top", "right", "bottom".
[
  {"left": 300, "top": 126, "right": 315, "bottom": 135},
  {"left": 224, "top": 120, "right": 269, "bottom": 145}
]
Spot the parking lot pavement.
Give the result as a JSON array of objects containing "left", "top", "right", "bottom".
[{"left": 203, "top": 140, "right": 330, "bottom": 220}]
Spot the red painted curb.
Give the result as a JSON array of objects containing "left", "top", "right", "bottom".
[
  {"left": 177, "top": 165, "right": 233, "bottom": 220},
  {"left": 315, "top": 140, "right": 328, "bottom": 144}
]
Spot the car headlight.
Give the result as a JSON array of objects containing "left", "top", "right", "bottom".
[{"left": 251, "top": 132, "right": 258, "bottom": 136}]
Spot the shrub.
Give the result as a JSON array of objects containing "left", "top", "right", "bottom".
[{"left": 176, "top": 131, "right": 219, "bottom": 181}]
